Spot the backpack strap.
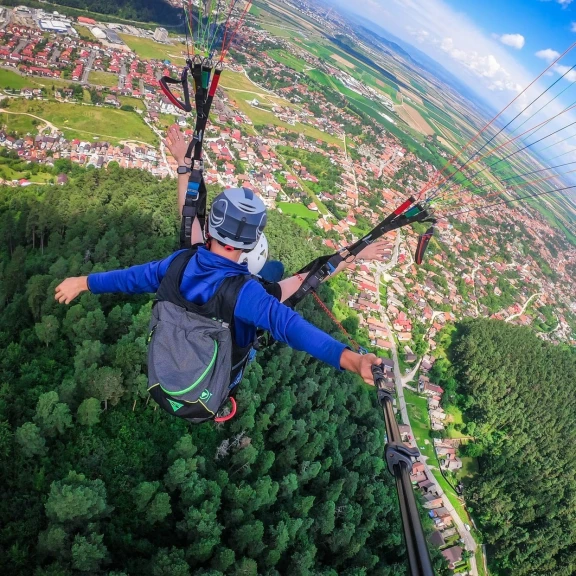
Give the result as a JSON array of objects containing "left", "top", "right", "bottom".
[{"left": 156, "top": 247, "right": 253, "bottom": 334}]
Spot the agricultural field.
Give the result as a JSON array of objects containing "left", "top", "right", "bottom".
[
  {"left": 1, "top": 99, "right": 156, "bottom": 144},
  {"left": 119, "top": 34, "right": 188, "bottom": 63},
  {"left": 88, "top": 71, "right": 119, "bottom": 88}
]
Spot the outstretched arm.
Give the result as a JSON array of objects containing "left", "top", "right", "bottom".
[
  {"left": 54, "top": 254, "right": 181, "bottom": 304},
  {"left": 278, "top": 239, "right": 391, "bottom": 302},
  {"left": 237, "top": 281, "right": 381, "bottom": 384},
  {"left": 164, "top": 123, "right": 203, "bottom": 245}
]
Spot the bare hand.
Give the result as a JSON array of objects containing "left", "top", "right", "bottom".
[
  {"left": 356, "top": 239, "right": 391, "bottom": 262},
  {"left": 340, "top": 350, "right": 383, "bottom": 385},
  {"left": 55, "top": 277, "right": 89, "bottom": 305},
  {"left": 164, "top": 123, "right": 190, "bottom": 166}
]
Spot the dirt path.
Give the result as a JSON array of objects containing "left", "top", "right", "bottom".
[{"left": 0, "top": 108, "right": 56, "bottom": 133}]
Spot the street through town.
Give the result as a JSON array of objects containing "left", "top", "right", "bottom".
[{"left": 374, "top": 270, "right": 479, "bottom": 575}]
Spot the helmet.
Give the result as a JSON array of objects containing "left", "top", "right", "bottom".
[
  {"left": 208, "top": 187, "right": 267, "bottom": 250},
  {"left": 239, "top": 233, "right": 268, "bottom": 274}
]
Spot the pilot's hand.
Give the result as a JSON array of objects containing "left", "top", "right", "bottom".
[{"left": 55, "top": 276, "right": 89, "bottom": 305}]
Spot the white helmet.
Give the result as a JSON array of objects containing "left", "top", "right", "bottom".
[{"left": 239, "top": 233, "right": 268, "bottom": 274}]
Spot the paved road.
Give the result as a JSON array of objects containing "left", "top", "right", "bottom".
[
  {"left": 373, "top": 271, "right": 478, "bottom": 574},
  {"left": 49, "top": 48, "right": 60, "bottom": 65},
  {"left": 13, "top": 38, "right": 28, "bottom": 55},
  {"left": 82, "top": 49, "right": 98, "bottom": 84}
]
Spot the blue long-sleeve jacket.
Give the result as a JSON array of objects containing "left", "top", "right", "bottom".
[{"left": 88, "top": 246, "right": 347, "bottom": 370}]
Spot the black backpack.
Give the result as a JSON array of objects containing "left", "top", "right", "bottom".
[{"left": 147, "top": 248, "right": 254, "bottom": 423}]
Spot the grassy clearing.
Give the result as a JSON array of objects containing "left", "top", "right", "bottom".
[
  {"left": 404, "top": 389, "right": 436, "bottom": 461},
  {"left": 260, "top": 22, "right": 305, "bottom": 39},
  {"left": 118, "top": 96, "right": 144, "bottom": 110},
  {"left": 277, "top": 201, "right": 319, "bottom": 219},
  {"left": 456, "top": 457, "right": 479, "bottom": 482},
  {"left": 225, "top": 88, "right": 343, "bottom": 148},
  {"left": 0, "top": 111, "right": 39, "bottom": 134},
  {"left": 220, "top": 70, "right": 280, "bottom": 98},
  {"left": 88, "top": 71, "right": 118, "bottom": 88},
  {"left": 0, "top": 69, "right": 32, "bottom": 91},
  {"left": 119, "top": 34, "right": 188, "bottom": 63},
  {"left": 475, "top": 547, "right": 487, "bottom": 576},
  {"left": 3, "top": 99, "right": 156, "bottom": 144},
  {"left": 74, "top": 24, "right": 96, "bottom": 40}
]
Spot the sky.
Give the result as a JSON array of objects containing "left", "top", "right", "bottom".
[{"left": 327, "top": 0, "right": 576, "bottom": 162}]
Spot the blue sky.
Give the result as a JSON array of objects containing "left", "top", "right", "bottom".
[
  {"left": 328, "top": 0, "right": 576, "bottom": 161},
  {"left": 443, "top": 0, "right": 576, "bottom": 77}
]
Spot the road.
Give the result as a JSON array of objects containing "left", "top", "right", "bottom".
[
  {"left": 49, "top": 48, "right": 60, "bottom": 65},
  {"left": 505, "top": 292, "right": 542, "bottom": 323},
  {"left": 343, "top": 134, "right": 359, "bottom": 208},
  {"left": 118, "top": 62, "right": 127, "bottom": 90},
  {"left": 82, "top": 49, "right": 98, "bottom": 84},
  {"left": 471, "top": 263, "right": 480, "bottom": 317},
  {"left": 373, "top": 271, "right": 478, "bottom": 575}
]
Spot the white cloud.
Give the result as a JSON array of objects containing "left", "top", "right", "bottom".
[
  {"left": 535, "top": 48, "right": 561, "bottom": 62},
  {"left": 542, "top": 0, "right": 575, "bottom": 7},
  {"left": 494, "top": 33, "right": 525, "bottom": 50},
  {"left": 554, "top": 64, "right": 576, "bottom": 82},
  {"left": 571, "top": 22, "right": 576, "bottom": 32}
]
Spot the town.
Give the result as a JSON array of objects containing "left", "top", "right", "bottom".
[{"left": 0, "top": 4, "right": 574, "bottom": 574}]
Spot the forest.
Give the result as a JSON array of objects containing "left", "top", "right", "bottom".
[
  {"left": 446, "top": 320, "right": 576, "bottom": 575},
  {"left": 1, "top": 0, "right": 181, "bottom": 25},
  {"left": 0, "top": 168, "right": 450, "bottom": 575}
]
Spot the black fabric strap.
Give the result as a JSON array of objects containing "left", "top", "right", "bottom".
[{"left": 156, "top": 248, "right": 252, "bottom": 330}]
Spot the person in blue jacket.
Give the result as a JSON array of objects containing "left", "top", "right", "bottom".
[{"left": 55, "top": 187, "right": 382, "bottom": 404}]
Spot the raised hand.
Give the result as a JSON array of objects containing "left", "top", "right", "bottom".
[
  {"left": 356, "top": 239, "right": 392, "bottom": 262},
  {"left": 164, "top": 123, "right": 190, "bottom": 166}
]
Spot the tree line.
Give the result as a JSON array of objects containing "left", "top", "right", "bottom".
[{"left": 446, "top": 319, "right": 576, "bottom": 575}]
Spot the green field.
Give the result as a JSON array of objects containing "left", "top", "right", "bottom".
[
  {"left": 0, "top": 110, "right": 39, "bottom": 134},
  {"left": 225, "top": 87, "right": 343, "bottom": 147},
  {"left": 118, "top": 95, "right": 145, "bottom": 110},
  {"left": 88, "top": 71, "right": 118, "bottom": 88},
  {"left": 0, "top": 69, "right": 32, "bottom": 91},
  {"left": 3, "top": 99, "right": 156, "bottom": 144},
  {"left": 423, "top": 99, "right": 456, "bottom": 126},
  {"left": 404, "top": 389, "right": 436, "bottom": 461},
  {"left": 277, "top": 201, "right": 319, "bottom": 219},
  {"left": 268, "top": 49, "right": 307, "bottom": 73},
  {"left": 119, "top": 34, "right": 187, "bottom": 63},
  {"left": 410, "top": 78, "right": 427, "bottom": 94},
  {"left": 0, "top": 156, "right": 54, "bottom": 183}
]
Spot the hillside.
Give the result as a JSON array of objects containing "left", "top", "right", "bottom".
[{"left": 1, "top": 0, "right": 181, "bottom": 25}]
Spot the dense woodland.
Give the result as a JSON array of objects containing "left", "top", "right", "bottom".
[
  {"left": 1, "top": 0, "right": 181, "bottom": 25},
  {"left": 0, "top": 168, "right": 451, "bottom": 575},
  {"left": 446, "top": 320, "right": 576, "bottom": 575}
]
